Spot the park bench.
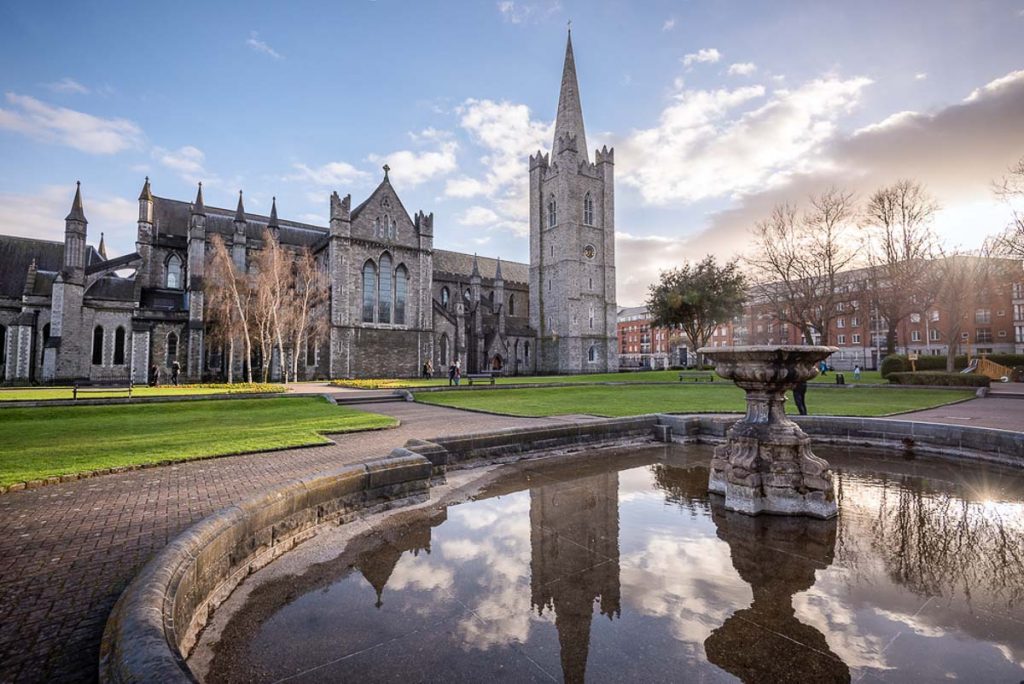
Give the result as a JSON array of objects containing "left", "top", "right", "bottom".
[
  {"left": 679, "top": 372, "right": 715, "bottom": 383},
  {"left": 72, "top": 379, "right": 134, "bottom": 400},
  {"left": 466, "top": 372, "right": 497, "bottom": 385}
]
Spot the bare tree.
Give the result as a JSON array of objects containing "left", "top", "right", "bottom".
[
  {"left": 929, "top": 246, "right": 995, "bottom": 372},
  {"left": 993, "top": 156, "right": 1024, "bottom": 259},
  {"left": 206, "top": 235, "right": 255, "bottom": 383},
  {"left": 287, "top": 249, "right": 329, "bottom": 380},
  {"left": 747, "top": 188, "right": 860, "bottom": 345},
  {"left": 861, "top": 179, "right": 940, "bottom": 355}
]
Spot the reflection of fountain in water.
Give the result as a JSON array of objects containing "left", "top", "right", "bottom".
[
  {"left": 353, "top": 507, "right": 448, "bottom": 608},
  {"left": 530, "top": 470, "right": 621, "bottom": 684},
  {"left": 704, "top": 498, "right": 850, "bottom": 682}
]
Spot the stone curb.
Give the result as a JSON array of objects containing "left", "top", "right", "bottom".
[{"left": 99, "top": 452, "right": 433, "bottom": 683}]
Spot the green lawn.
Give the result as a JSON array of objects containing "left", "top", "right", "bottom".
[
  {"left": 0, "top": 397, "right": 397, "bottom": 488},
  {"left": 331, "top": 368, "right": 885, "bottom": 389},
  {"left": 415, "top": 383, "right": 971, "bottom": 418},
  {"left": 0, "top": 383, "right": 285, "bottom": 402}
]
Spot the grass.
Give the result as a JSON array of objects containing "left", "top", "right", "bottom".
[
  {"left": 0, "top": 383, "right": 286, "bottom": 402},
  {"left": 415, "top": 383, "right": 972, "bottom": 418},
  {"left": 330, "top": 368, "right": 886, "bottom": 389},
  {"left": 0, "top": 397, "right": 397, "bottom": 488}
]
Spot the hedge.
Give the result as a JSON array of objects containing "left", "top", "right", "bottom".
[
  {"left": 887, "top": 372, "right": 990, "bottom": 387},
  {"left": 881, "top": 353, "right": 1024, "bottom": 378}
]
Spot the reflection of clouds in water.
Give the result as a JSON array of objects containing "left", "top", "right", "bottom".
[
  {"left": 793, "top": 571, "right": 892, "bottom": 670},
  {"left": 872, "top": 608, "right": 947, "bottom": 638},
  {"left": 386, "top": 554, "right": 454, "bottom": 593},
  {"left": 618, "top": 468, "right": 666, "bottom": 504},
  {"left": 996, "top": 643, "right": 1024, "bottom": 669},
  {"left": 621, "top": 534, "right": 749, "bottom": 650}
]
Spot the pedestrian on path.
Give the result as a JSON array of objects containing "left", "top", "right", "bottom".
[
  {"left": 853, "top": 365, "right": 861, "bottom": 381},
  {"left": 793, "top": 380, "right": 808, "bottom": 415},
  {"left": 171, "top": 361, "right": 181, "bottom": 386},
  {"left": 448, "top": 363, "right": 456, "bottom": 386}
]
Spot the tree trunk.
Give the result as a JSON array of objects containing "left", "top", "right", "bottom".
[
  {"left": 227, "top": 339, "right": 234, "bottom": 384},
  {"left": 886, "top": 327, "right": 897, "bottom": 356}
]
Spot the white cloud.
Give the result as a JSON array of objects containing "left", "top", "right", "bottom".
[
  {"left": 682, "top": 48, "right": 721, "bottom": 67},
  {"left": 443, "top": 98, "right": 553, "bottom": 237},
  {"left": 246, "top": 31, "right": 282, "bottom": 59},
  {"left": 45, "top": 78, "right": 89, "bottom": 95},
  {"left": 153, "top": 145, "right": 210, "bottom": 184},
  {"left": 0, "top": 93, "right": 143, "bottom": 154},
  {"left": 965, "top": 68, "right": 1024, "bottom": 102},
  {"left": 496, "top": 0, "right": 560, "bottom": 24},
  {"left": 368, "top": 134, "right": 458, "bottom": 187},
  {"left": 0, "top": 185, "right": 136, "bottom": 254},
  {"left": 459, "top": 206, "right": 499, "bottom": 226},
  {"left": 915, "top": 72, "right": 928, "bottom": 81},
  {"left": 285, "top": 161, "right": 369, "bottom": 187},
  {"left": 617, "top": 76, "right": 871, "bottom": 204},
  {"left": 727, "top": 62, "right": 757, "bottom": 76},
  {"left": 662, "top": 18, "right": 676, "bottom": 31},
  {"left": 615, "top": 232, "right": 693, "bottom": 305}
]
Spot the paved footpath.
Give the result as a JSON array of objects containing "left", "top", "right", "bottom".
[{"left": 0, "top": 400, "right": 561, "bottom": 683}]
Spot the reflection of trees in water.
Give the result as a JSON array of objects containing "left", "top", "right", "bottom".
[
  {"left": 649, "top": 462, "right": 712, "bottom": 515},
  {"left": 835, "top": 470, "right": 1024, "bottom": 608}
]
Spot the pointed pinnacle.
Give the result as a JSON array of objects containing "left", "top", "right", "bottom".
[
  {"left": 138, "top": 176, "right": 153, "bottom": 201},
  {"left": 191, "top": 182, "right": 206, "bottom": 215},
  {"left": 66, "top": 181, "right": 87, "bottom": 223},
  {"left": 235, "top": 190, "right": 246, "bottom": 222}
]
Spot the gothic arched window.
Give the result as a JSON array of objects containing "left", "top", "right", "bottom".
[
  {"left": 547, "top": 195, "right": 557, "bottom": 228},
  {"left": 92, "top": 326, "right": 104, "bottom": 365},
  {"left": 394, "top": 264, "right": 408, "bottom": 325},
  {"left": 439, "top": 333, "right": 449, "bottom": 366},
  {"left": 362, "top": 260, "right": 377, "bottom": 323},
  {"left": 588, "top": 344, "right": 597, "bottom": 363},
  {"left": 166, "top": 332, "right": 178, "bottom": 364},
  {"left": 524, "top": 341, "right": 530, "bottom": 365},
  {"left": 0, "top": 325, "right": 6, "bottom": 367},
  {"left": 306, "top": 337, "right": 316, "bottom": 366},
  {"left": 589, "top": 304, "right": 595, "bottom": 330},
  {"left": 166, "top": 255, "right": 183, "bottom": 289},
  {"left": 114, "top": 326, "right": 126, "bottom": 365},
  {"left": 508, "top": 294, "right": 515, "bottom": 316},
  {"left": 441, "top": 286, "right": 450, "bottom": 309},
  {"left": 583, "top": 192, "right": 594, "bottom": 225},
  {"left": 378, "top": 253, "right": 393, "bottom": 323}
]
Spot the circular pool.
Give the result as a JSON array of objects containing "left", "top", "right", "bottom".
[{"left": 195, "top": 443, "right": 1024, "bottom": 683}]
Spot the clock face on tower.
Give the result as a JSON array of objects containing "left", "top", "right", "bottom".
[{"left": 583, "top": 244, "right": 596, "bottom": 260}]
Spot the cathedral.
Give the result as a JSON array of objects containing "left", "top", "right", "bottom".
[{"left": 0, "top": 33, "right": 617, "bottom": 384}]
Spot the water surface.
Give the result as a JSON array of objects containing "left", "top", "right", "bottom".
[{"left": 206, "top": 444, "right": 1024, "bottom": 683}]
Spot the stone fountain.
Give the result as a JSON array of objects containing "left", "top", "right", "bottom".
[{"left": 697, "top": 345, "right": 839, "bottom": 518}]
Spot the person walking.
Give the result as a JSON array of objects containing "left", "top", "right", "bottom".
[
  {"left": 448, "top": 363, "right": 456, "bottom": 387},
  {"left": 171, "top": 361, "right": 181, "bottom": 386},
  {"left": 454, "top": 362, "right": 462, "bottom": 386},
  {"left": 426, "top": 359, "right": 434, "bottom": 378},
  {"left": 818, "top": 360, "right": 827, "bottom": 376},
  {"left": 793, "top": 380, "right": 808, "bottom": 416},
  {"left": 853, "top": 364, "right": 861, "bottom": 381}
]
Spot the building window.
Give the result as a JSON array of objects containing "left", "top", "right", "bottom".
[
  {"left": 524, "top": 341, "right": 530, "bottom": 365},
  {"left": 441, "top": 286, "right": 450, "bottom": 309},
  {"left": 362, "top": 260, "right": 377, "bottom": 323},
  {"left": 464, "top": 288, "right": 471, "bottom": 301},
  {"left": 910, "top": 330, "right": 921, "bottom": 342},
  {"left": 930, "top": 310, "right": 940, "bottom": 322},
  {"left": 837, "top": 334, "right": 846, "bottom": 345},
  {"left": 589, "top": 305, "right": 595, "bottom": 330},
  {"left": 439, "top": 333, "right": 449, "bottom": 365},
  {"left": 508, "top": 294, "right": 515, "bottom": 316},
  {"left": 92, "top": 326, "right": 104, "bottom": 365},
  {"left": 166, "top": 255, "right": 183, "bottom": 289},
  {"left": 998, "top": 330, "right": 1007, "bottom": 337},
  {"left": 583, "top": 192, "right": 594, "bottom": 225},
  {"left": 852, "top": 333, "right": 861, "bottom": 344},
  {"left": 378, "top": 253, "right": 393, "bottom": 323},
  {"left": 976, "top": 328, "right": 993, "bottom": 344},
  {"left": 166, "top": 332, "right": 178, "bottom": 364},
  {"left": 394, "top": 264, "right": 408, "bottom": 325},
  {"left": 1016, "top": 325, "right": 1024, "bottom": 343},
  {"left": 588, "top": 344, "right": 597, "bottom": 363},
  {"left": 306, "top": 337, "right": 316, "bottom": 366},
  {"left": 114, "top": 326, "right": 126, "bottom": 365},
  {"left": 960, "top": 331, "right": 969, "bottom": 340},
  {"left": 547, "top": 195, "right": 557, "bottom": 228},
  {"left": 975, "top": 309, "right": 991, "bottom": 324},
  {"left": 930, "top": 328, "right": 939, "bottom": 341},
  {"left": 837, "top": 318, "right": 845, "bottom": 329},
  {"left": 0, "top": 325, "right": 5, "bottom": 366}
]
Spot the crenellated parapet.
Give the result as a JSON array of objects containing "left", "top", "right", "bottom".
[
  {"left": 529, "top": 150, "right": 550, "bottom": 172},
  {"left": 595, "top": 145, "right": 614, "bottom": 166},
  {"left": 330, "top": 191, "right": 352, "bottom": 238},
  {"left": 555, "top": 132, "right": 580, "bottom": 157},
  {"left": 414, "top": 210, "right": 434, "bottom": 237}
]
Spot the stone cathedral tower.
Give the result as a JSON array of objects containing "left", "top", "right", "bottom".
[{"left": 530, "top": 31, "right": 618, "bottom": 374}]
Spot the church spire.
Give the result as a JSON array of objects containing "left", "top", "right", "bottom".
[
  {"left": 554, "top": 29, "right": 588, "bottom": 162},
  {"left": 98, "top": 232, "right": 108, "bottom": 260},
  {"left": 268, "top": 196, "right": 279, "bottom": 228},
  {"left": 234, "top": 190, "right": 246, "bottom": 223},
  {"left": 138, "top": 176, "right": 153, "bottom": 202},
  {"left": 66, "top": 181, "right": 87, "bottom": 223},
  {"left": 191, "top": 182, "right": 206, "bottom": 216}
]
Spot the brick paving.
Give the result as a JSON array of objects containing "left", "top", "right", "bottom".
[{"left": 0, "top": 401, "right": 561, "bottom": 683}]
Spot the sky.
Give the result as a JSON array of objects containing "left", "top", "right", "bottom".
[{"left": 1, "top": 0, "right": 1023, "bottom": 305}]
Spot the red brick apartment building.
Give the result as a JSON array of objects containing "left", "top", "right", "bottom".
[{"left": 621, "top": 256, "right": 1024, "bottom": 370}]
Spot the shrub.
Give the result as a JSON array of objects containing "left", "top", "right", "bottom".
[
  {"left": 880, "top": 354, "right": 907, "bottom": 379},
  {"left": 887, "top": 372, "right": 989, "bottom": 387},
  {"left": 882, "top": 353, "right": 1024, "bottom": 374}
]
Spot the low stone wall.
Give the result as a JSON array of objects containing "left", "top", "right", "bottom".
[
  {"left": 657, "top": 415, "right": 1024, "bottom": 468},
  {"left": 99, "top": 453, "right": 432, "bottom": 683}
]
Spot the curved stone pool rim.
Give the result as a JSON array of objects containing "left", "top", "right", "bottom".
[{"left": 98, "top": 415, "right": 1024, "bottom": 683}]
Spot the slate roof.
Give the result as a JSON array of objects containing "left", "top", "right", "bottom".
[
  {"left": 152, "top": 196, "right": 328, "bottom": 248},
  {"left": 0, "top": 236, "right": 106, "bottom": 298},
  {"left": 85, "top": 276, "right": 136, "bottom": 301},
  {"left": 433, "top": 249, "right": 528, "bottom": 284}
]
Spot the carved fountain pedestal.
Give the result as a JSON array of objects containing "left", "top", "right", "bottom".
[{"left": 697, "top": 346, "right": 839, "bottom": 519}]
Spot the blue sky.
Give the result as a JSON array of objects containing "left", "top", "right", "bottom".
[{"left": 2, "top": 0, "right": 1023, "bottom": 304}]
